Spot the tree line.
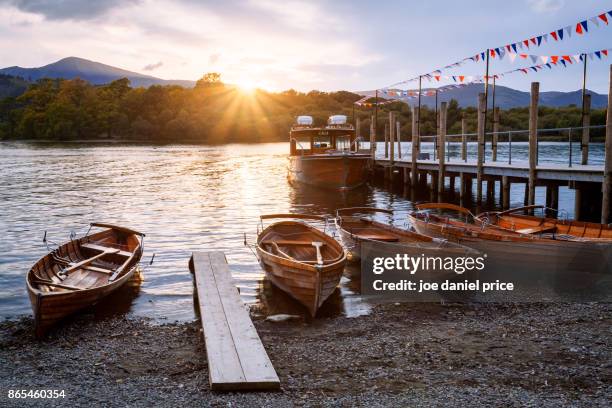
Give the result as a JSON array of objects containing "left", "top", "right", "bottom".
[{"left": 0, "top": 74, "right": 607, "bottom": 143}]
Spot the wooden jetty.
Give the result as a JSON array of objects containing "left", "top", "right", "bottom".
[
  {"left": 370, "top": 65, "right": 612, "bottom": 223},
  {"left": 189, "top": 251, "right": 280, "bottom": 391}
]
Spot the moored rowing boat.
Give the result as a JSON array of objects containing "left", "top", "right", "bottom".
[
  {"left": 26, "top": 223, "right": 144, "bottom": 337},
  {"left": 256, "top": 214, "right": 346, "bottom": 316}
]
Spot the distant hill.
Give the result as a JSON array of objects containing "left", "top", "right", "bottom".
[
  {"left": 0, "top": 57, "right": 195, "bottom": 88},
  {"left": 357, "top": 83, "right": 608, "bottom": 109},
  {"left": 0, "top": 74, "right": 30, "bottom": 98}
]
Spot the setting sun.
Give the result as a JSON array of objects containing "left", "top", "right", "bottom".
[{"left": 235, "top": 78, "right": 259, "bottom": 93}]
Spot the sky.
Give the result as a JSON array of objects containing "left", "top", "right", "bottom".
[{"left": 0, "top": 0, "right": 610, "bottom": 93}]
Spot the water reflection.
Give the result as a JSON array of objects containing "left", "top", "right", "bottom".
[{"left": 0, "top": 141, "right": 599, "bottom": 322}]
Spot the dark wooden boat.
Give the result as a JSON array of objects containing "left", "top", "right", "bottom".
[
  {"left": 288, "top": 115, "right": 370, "bottom": 190},
  {"left": 256, "top": 214, "right": 346, "bottom": 316},
  {"left": 335, "top": 207, "right": 479, "bottom": 262},
  {"left": 476, "top": 205, "right": 612, "bottom": 240},
  {"left": 27, "top": 223, "right": 144, "bottom": 337},
  {"left": 408, "top": 203, "right": 612, "bottom": 291}
]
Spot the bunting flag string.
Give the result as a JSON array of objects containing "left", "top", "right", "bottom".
[
  {"left": 489, "top": 9, "right": 611, "bottom": 56},
  {"left": 376, "top": 83, "right": 477, "bottom": 100},
  {"left": 383, "top": 9, "right": 611, "bottom": 90}
]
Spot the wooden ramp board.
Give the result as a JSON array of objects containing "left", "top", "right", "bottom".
[{"left": 189, "top": 251, "right": 280, "bottom": 391}]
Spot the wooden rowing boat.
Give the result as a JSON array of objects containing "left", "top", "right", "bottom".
[
  {"left": 256, "top": 214, "right": 346, "bottom": 317},
  {"left": 408, "top": 203, "right": 612, "bottom": 291},
  {"left": 334, "top": 207, "right": 479, "bottom": 262},
  {"left": 27, "top": 223, "right": 144, "bottom": 337},
  {"left": 475, "top": 205, "right": 612, "bottom": 240}
]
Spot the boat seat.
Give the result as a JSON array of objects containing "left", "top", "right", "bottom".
[
  {"left": 356, "top": 233, "right": 399, "bottom": 242},
  {"left": 262, "top": 240, "right": 326, "bottom": 247},
  {"left": 81, "top": 242, "right": 131, "bottom": 257},
  {"left": 515, "top": 225, "right": 557, "bottom": 235}
]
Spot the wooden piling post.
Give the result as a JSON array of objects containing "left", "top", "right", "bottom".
[
  {"left": 550, "top": 184, "right": 559, "bottom": 212},
  {"left": 396, "top": 120, "right": 402, "bottom": 159},
  {"left": 384, "top": 122, "right": 389, "bottom": 158},
  {"left": 476, "top": 93, "right": 486, "bottom": 203},
  {"left": 355, "top": 117, "right": 361, "bottom": 151},
  {"left": 461, "top": 115, "right": 467, "bottom": 162},
  {"left": 502, "top": 176, "right": 510, "bottom": 209},
  {"left": 581, "top": 94, "right": 591, "bottom": 165},
  {"left": 370, "top": 115, "right": 376, "bottom": 159},
  {"left": 492, "top": 107, "right": 499, "bottom": 161},
  {"left": 450, "top": 176, "right": 455, "bottom": 192},
  {"left": 528, "top": 82, "right": 539, "bottom": 209},
  {"left": 437, "top": 102, "right": 447, "bottom": 196},
  {"left": 602, "top": 65, "right": 612, "bottom": 224},
  {"left": 389, "top": 112, "right": 395, "bottom": 165},
  {"left": 403, "top": 167, "right": 410, "bottom": 185},
  {"left": 411, "top": 106, "right": 419, "bottom": 186}
]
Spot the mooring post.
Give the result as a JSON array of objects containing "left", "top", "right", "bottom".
[
  {"left": 384, "top": 122, "right": 389, "bottom": 159},
  {"left": 502, "top": 176, "right": 510, "bottom": 209},
  {"left": 356, "top": 117, "right": 361, "bottom": 151},
  {"left": 528, "top": 82, "right": 539, "bottom": 211},
  {"left": 476, "top": 93, "right": 486, "bottom": 203},
  {"left": 396, "top": 120, "right": 402, "bottom": 159},
  {"left": 370, "top": 115, "right": 376, "bottom": 160},
  {"left": 404, "top": 167, "right": 410, "bottom": 185},
  {"left": 411, "top": 106, "right": 419, "bottom": 187},
  {"left": 492, "top": 107, "right": 499, "bottom": 162},
  {"left": 550, "top": 184, "right": 559, "bottom": 213},
  {"left": 437, "top": 102, "right": 447, "bottom": 197},
  {"left": 581, "top": 94, "right": 591, "bottom": 165},
  {"left": 602, "top": 65, "right": 612, "bottom": 224},
  {"left": 389, "top": 111, "right": 395, "bottom": 166},
  {"left": 461, "top": 115, "right": 467, "bottom": 162}
]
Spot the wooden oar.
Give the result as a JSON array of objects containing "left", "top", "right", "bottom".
[{"left": 61, "top": 248, "right": 119, "bottom": 276}]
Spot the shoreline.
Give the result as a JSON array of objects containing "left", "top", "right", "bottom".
[{"left": 1, "top": 302, "right": 610, "bottom": 407}]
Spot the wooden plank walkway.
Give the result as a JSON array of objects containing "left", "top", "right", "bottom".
[
  {"left": 375, "top": 157, "right": 604, "bottom": 182},
  {"left": 189, "top": 251, "right": 280, "bottom": 391}
]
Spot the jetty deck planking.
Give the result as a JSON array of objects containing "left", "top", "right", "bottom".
[{"left": 190, "top": 251, "right": 280, "bottom": 391}]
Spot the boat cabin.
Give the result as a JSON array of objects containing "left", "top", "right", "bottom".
[{"left": 290, "top": 115, "right": 356, "bottom": 156}]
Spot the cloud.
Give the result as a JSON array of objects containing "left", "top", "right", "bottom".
[
  {"left": 526, "top": 0, "right": 564, "bottom": 13},
  {"left": 208, "top": 53, "right": 220, "bottom": 65},
  {"left": 142, "top": 61, "right": 163, "bottom": 71},
  {"left": 1, "top": 0, "right": 139, "bottom": 20}
]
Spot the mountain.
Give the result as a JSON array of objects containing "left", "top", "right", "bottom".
[
  {"left": 0, "top": 57, "right": 195, "bottom": 88},
  {"left": 357, "top": 83, "right": 608, "bottom": 109},
  {"left": 0, "top": 74, "right": 30, "bottom": 98}
]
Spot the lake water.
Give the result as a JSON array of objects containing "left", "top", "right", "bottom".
[{"left": 0, "top": 141, "right": 603, "bottom": 322}]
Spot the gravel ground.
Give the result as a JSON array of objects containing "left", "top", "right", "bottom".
[{"left": 0, "top": 302, "right": 610, "bottom": 407}]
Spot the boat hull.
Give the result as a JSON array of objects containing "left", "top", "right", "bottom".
[{"left": 288, "top": 154, "right": 369, "bottom": 190}]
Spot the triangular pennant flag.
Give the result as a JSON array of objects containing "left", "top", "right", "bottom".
[
  {"left": 595, "top": 51, "right": 602, "bottom": 59},
  {"left": 459, "top": 76, "right": 465, "bottom": 82},
  {"left": 491, "top": 49, "right": 497, "bottom": 57},
  {"left": 576, "top": 22, "right": 583, "bottom": 34},
  {"left": 434, "top": 76, "right": 440, "bottom": 81},
  {"left": 530, "top": 55, "right": 538, "bottom": 64},
  {"left": 599, "top": 13, "right": 609, "bottom": 24},
  {"left": 498, "top": 48, "right": 505, "bottom": 59},
  {"left": 540, "top": 56, "right": 549, "bottom": 63},
  {"left": 536, "top": 35, "right": 543, "bottom": 46},
  {"left": 511, "top": 43, "right": 518, "bottom": 53},
  {"left": 588, "top": 53, "right": 594, "bottom": 61},
  {"left": 543, "top": 33, "right": 548, "bottom": 43},
  {"left": 520, "top": 68, "right": 528, "bottom": 74},
  {"left": 530, "top": 66, "right": 538, "bottom": 72},
  {"left": 565, "top": 25, "right": 572, "bottom": 38},
  {"left": 550, "top": 31, "right": 558, "bottom": 41},
  {"left": 546, "top": 63, "right": 552, "bottom": 69},
  {"left": 481, "top": 51, "right": 486, "bottom": 60},
  {"left": 530, "top": 37, "right": 537, "bottom": 45},
  {"left": 509, "top": 52, "right": 517, "bottom": 62},
  {"left": 560, "top": 60, "right": 567, "bottom": 67},
  {"left": 452, "top": 76, "right": 456, "bottom": 82},
  {"left": 590, "top": 17, "right": 599, "bottom": 27},
  {"left": 557, "top": 28, "right": 564, "bottom": 40},
  {"left": 572, "top": 54, "right": 581, "bottom": 63},
  {"left": 603, "top": 49, "right": 609, "bottom": 57},
  {"left": 506, "top": 45, "right": 512, "bottom": 52},
  {"left": 580, "top": 20, "right": 589, "bottom": 32},
  {"left": 520, "top": 53, "right": 528, "bottom": 59},
  {"left": 523, "top": 39, "right": 530, "bottom": 48},
  {"left": 562, "top": 55, "right": 571, "bottom": 62},
  {"left": 551, "top": 55, "right": 559, "bottom": 63}
]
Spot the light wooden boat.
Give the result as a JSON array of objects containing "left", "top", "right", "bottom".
[
  {"left": 408, "top": 203, "right": 612, "bottom": 290},
  {"left": 256, "top": 214, "right": 346, "bottom": 316},
  {"left": 334, "top": 207, "right": 479, "bottom": 263},
  {"left": 27, "top": 223, "right": 144, "bottom": 337},
  {"left": 476, "top": 205, "right": 612, "bottom": 240}
]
